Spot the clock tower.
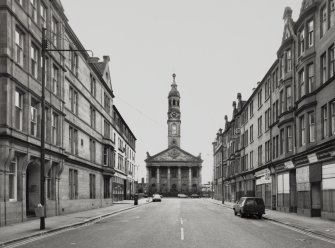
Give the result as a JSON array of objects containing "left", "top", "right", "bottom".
[{"left": 168, "top": 73, "right": 181, "bottom": 148}]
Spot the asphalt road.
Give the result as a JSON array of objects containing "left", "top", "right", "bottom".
[{"left": 16, "top": 198, "right": 334, "bottom": 248}]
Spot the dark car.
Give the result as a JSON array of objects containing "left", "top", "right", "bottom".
[
  {"left": 233, "top": 197, "right": 265, "bottom": 219},
  {"left": 190, "top": 194, "right": 200, "bottom": 198}
]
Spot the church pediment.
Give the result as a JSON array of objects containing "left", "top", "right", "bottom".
[{"left": 146, "top": 146, "right": 202, "bottom": 163}]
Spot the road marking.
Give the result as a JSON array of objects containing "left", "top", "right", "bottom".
[
  {"left": 181, "top": 227, "right": 184, "bottom": 240},
  {"left": 180, "top": 218, "right": 183, "bottom": 225}
]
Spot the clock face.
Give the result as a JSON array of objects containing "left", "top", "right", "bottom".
[{"left": 171, "top": 112, "right": 177, "bottom": 118}]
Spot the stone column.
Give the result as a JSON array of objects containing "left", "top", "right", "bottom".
[
  {"left": 177, "top": 167, "right": 181, "bottom": 192},
  {"left": 167, "top": 167, "right": 171, "bottom": 192},
  {"left": 156, "top": 167, "right": 160, "bottom": 192},
  {"left": 198, "top": 166, "right": 202, "bottom": 193},
  {"left": 146, "top": 167, "right": 149, "bottom": 193},
  {"left": 188, "top": 167, "right": 192, "bottom": 193}
]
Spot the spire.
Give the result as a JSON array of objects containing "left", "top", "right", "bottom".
[{"left": 168, "top": 73, "right": 180, "bottom": 98}]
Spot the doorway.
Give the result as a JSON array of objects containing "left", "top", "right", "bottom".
[
  {"left": 311, "top": 182, "right": 321, "bottom": 217},
  {"left": 26, "top": 161, "right": 40, "bottom": 216}
]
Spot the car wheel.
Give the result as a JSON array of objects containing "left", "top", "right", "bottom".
[
  {"left": 234, "top": 210, "right": 237, "bottom": 216},
  {"left": 239, "top": 211, "right": 244, "bottom": 218}
]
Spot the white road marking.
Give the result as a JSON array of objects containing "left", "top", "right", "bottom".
[
  {"left": 180, "top": 218, "right": 183, "bottom": 225},
  {"left": 181, "top": 227, "right": 184, "bottom": 240}
]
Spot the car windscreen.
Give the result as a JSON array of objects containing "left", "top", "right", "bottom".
[{"left": 255, "top": 198, "right": 264, "bottom": 205}]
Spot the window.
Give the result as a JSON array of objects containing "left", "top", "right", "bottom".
[
  {"left": 299, "top": 69, "right": 305, "bottom": 98},
  {"left": 30, "top": 99, "right": 39, "bottom": 137},
  {"left": 70, "top": 51, "right": 78, "bottom": 76},
  {"left": 307, "top": 63, "right": 315, "bottom": 93},
  {"left": 299, "top": 29, "right": 305, "bottom": 55},
  {"left": 265, "top": 140, "right": 271, "bottom": 163},
  {"left": 51, "top": 112, "right": 58, "bottom": 145},
  {"left": 172, "top": 124, "right": 177, "bottom": 135},
  {"left": 90, "top": 75, "right": 96, "bottom": 97},
  {"left": 51, "top": 17, "right": 58, "bottom": 47},
  {"left": 90, "top": 106, "right": 96, "bottom": 129},
  {"left": 69, "top": 86, "right": 78, "bottom": 115},
  {"left": 265, "top": 80, "right": 270, "bottom": 99},
  {"left": 9, "top": 156, "right": 18, "bottom": 201},
  {"left": 104, "top": 120, "right": 110, "bottom": 139},
  {"left": 250, "top": 100, "right": 254, "bottom": 117},
  {"left": 287, "top": 126, "right": 293, "bottom": 152},
  {"left": 89, "top": 174, "right": 96, "bottom": 199},
  {"left": 300, "top": 115, "right": 306, "bottom": 146},
  {"left": 308, "top": 111, "right": 315, "bottom": 143},
  {"left": 15, "top": 28, "right": 24, "bottom": 66},
  {"left": 321, "top": 52, "right": 327, "bottom": 84},
  {"left": 103, "top": 146, "right": 109, "bottom": 166},
  {"left": 331, "top": 102, "right": 335, "bottom": 135},
  {"left": 30, "top": 0, "right": 37, "bottom": 23},
  {"left": 69, "top": 126, "right": 78, "bottom": 155},
  {"left": 69, "top": 169, "right": 78, "bottom": 199},
  {"left": 250, "top": 125, "right": 254, "bottom": 143},
  {"left": 265, "top": 108, "right": 271, "bottom": 131},
  {"left": 286, "top": 50, "right": 292, "bottom": 72},
  {"left": 273, "top": 135, "right": 279, "bottom": 159},
  {"left": 257, "top": 89, "right": 262, "bottom": 108},
  {"left": 17, "top": 0, "right": 23, "bottom": 6},
  {"left": 307, "top": 20, "right": 314, "bottom": 47},
  {"left": 280, "top": 56, "right": 285, "bottom": 79},
  {"left": 104, "top": 177, "right": 111, "bottom": 198},
  {"left": 257, "top": 145, "right": 262, "bottom": 166},
  {"left": 52, "top": 65, "right": 59, "bottom": 95},
  {"left": 322, "top": 105, "right": 328, "bottom": 138},
  {"left": 104, "top": 93, "right": 110, "bottom": 113},
  {"left": 280, "top": 128, "right": 285, "bottom": 155},
  {"left": 286, "top": 86, "right": 292, "bottom": 110},
  {"left": 329, "top": 45, "right": 335, "bottom": 78},
  {"left": 331, "top": 0, "right": 335, "bottom": 27},
  {"left": 15, "top": 89, "right": 23, "bottom": 131},
  {"left": 321, "top": 6, "right": 327, "bottom": 37},
  {"left": 30, "top": 44, "right": 38, "bottom": 78},
  {"left": 280, "top": 90, "right": 284, "bottom": 114},
  {"left": 40, "top": 3, "right": 47, "bottom": 28},
  {"left": 257, "top": 116, "right": 262, "bottom": 136},
  {"left": 90, "top": 139, "right": 96, "bottom": 163}
]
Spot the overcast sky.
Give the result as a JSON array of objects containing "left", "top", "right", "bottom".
[{"left": 61, "top": 0, "right": 301, "bottom": 183}]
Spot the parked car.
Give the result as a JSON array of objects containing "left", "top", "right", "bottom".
[
  {"left": 190, "top": 194, "right": 200, "bottom": 198},
  {"left": 177, "top": 194, "right": 188, "bottom": 198},
  {"left": 152, "top": 194, "right": 162, "bottom": 202},
  {"left": 233, "top": 197, "right": 265, "bottom": 219}
]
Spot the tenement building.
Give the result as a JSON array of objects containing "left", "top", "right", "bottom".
[
  {"left": 145, "top": 74, "right": 203, "bottom": 196},
  {"left": 0, "top": 0, "right": 136, "bottom": 226},
  {"left": 213, "top": 0, "right": 335, "bottom": 220}
]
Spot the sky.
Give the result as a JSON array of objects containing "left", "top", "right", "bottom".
[{"left": 61, "top": 0, "right": 302, "bottom": 183}]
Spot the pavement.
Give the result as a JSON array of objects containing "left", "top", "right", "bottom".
[
  {"left": 207, "top": 198, "right": 335, "bottom": 242},
  {"left": 3, "top": 198, "right": 335, "bottom": 248},
  {"left": 0, "top": 198, "right": 151, "bottom": 247}
]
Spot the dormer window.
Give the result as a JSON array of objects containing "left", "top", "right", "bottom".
[{"left": 286, "top": 49, "right": 292, "bottom": 72}]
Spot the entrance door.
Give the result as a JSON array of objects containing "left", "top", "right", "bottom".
[
  {"left": 123, "top": 179, "right": 127, "bottom": 200},
  {"left": 311, "top": 182, "right": 321, "bottom": 217},
  {"left": 26, "top": 162, "right": 40, "bottom": 216}
]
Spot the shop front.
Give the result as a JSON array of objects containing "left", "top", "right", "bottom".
[
  {"left": 255, "top": 169, "right": 272, "bottom": 209},
  {"left": 322, "top": 162, "right": 335, "bottom": 220},
  {"left": 276, "top": 161, "right": 297, "bottom": 213}
]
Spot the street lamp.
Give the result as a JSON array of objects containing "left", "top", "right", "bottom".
[{"left": 39, "top": 28, "right": 94, "bottom": 230}]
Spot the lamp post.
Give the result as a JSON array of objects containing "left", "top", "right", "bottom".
[{"left": 40, "top": 28, "right": 93, "bottom": 230}]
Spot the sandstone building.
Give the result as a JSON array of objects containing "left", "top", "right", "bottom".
[
  {"left": 213, "top": 0, "right": 335, "bottom": 221},
  {"left": 145, "top": 74, "right": 203, "bottom": 196},
  {"left": 0, "top": 0, "right": 136, "bottom": 226}
]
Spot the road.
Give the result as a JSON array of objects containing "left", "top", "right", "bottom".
[{"left": 15, "top": 198, "right": 334, "bottom": 248}]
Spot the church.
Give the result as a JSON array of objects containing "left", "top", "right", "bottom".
[{"left": 145, "top": 74, "right": 203, "bottom": 196}]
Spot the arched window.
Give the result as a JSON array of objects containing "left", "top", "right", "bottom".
[
  {"left": 172, "top": 124, "right": 177, "bottom": 135},
  {"left": 173, "top": 99, "right": 176, "bottom": 105},
  {"left": 169, "top": 100, "right": 172, "bottom": 106},
  {"left": 177, "top": 101, "right": 179, "bottom": 106}
]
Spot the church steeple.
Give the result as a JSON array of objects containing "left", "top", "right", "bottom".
[{"left": 167, "top": 73, "right": 181, "bottom": 148}]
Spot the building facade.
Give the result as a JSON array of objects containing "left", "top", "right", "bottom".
[
  {"left": 0, "top": 0, "right": 136, "bottom": 227},
  {"left": 213, "top": 0, "right": 335, "bottom": 220},
  {"left": 145, "top": 74, "right": 203, "bottom": 196}
]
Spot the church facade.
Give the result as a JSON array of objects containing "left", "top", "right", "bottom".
[{"left": 145, "top": 74, "right": 203, "bottom": 196}]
